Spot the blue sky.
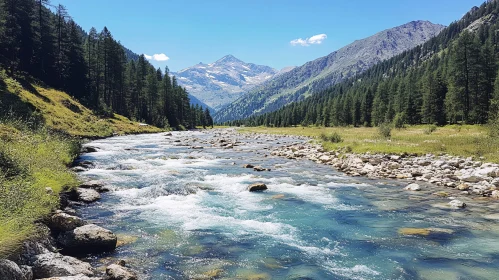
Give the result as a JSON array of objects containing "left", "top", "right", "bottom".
[{"left": 54, "top": 0, "right": 484, "bottom": 72}]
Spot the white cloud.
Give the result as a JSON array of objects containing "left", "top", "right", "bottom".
[
  {"left": 144, "top": 53, "right": 170, "bottom": 62},
  {"left": 290, "top": 33, "right": 327, "bottom": 46}
]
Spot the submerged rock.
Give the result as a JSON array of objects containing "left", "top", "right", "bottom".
[
  {"left": 248, "top": 183, "right": 268, "bottom": 192},
  {"left": 405, "top": 183, "right": 421, "bottom": 191},
  {"left": 0, "top": 259, "right": 25, "bottom": 280},
  {"left": 57, "top": 224, "right": 117, "bottom": 255},
  {"left": 449, "top": 200, "right": 466, "bottom": 208},
  {"left": 32, "top": 253, "right": 94, "bottom": 278},
  {"left": 398, "top": 227, "right": 454, "bottom": 236}
]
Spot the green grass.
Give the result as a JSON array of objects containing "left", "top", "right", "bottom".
[
  {"left": 0, "top": 122, "right": 80, "bottom": 257},
  {"left": 239, "top": 125, "right": 499, "bottom": 163},
  {"left": 1, "top": 70, "right": 163, "bottom": 137}
]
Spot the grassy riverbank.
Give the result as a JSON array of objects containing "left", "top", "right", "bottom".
[
  {"left": 239, "top": 125, "right": 499, "bottom": 163},
  {"left": 0, "top": 122, "right": 80, "bottom": 257},
  {"left": 0, "top": 71, "right": 163, "bottom": 258}
]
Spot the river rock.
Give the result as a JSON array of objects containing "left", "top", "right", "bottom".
[
  {"left": 388, "top": 162, "right": 400, "bottom": 170},
  {"left": 474, "top": 167, "right": 499, "bottom": 178},
  {"left": 0, "top": 259, "right": 25, "bottom": 280},
  {"left": 491, "top": 190, "right": 499, "bottom": 199},
  {"left": 48, "top": 213, "right": 86, "bottom": 232},
  {"left": 248, "top": 183, "right": 268, "bottom": 192},
  {"left": 76, "top": 188, "right": 101, "bottom": 203},
  {"left": 461, "top": 175, "right": 483, "bottom": 183},
  {"left": 253, "top": 166, "right": 270, "bottom": 172},
  {"left": 405, "top": 184, "right": 421, "bottom": 191},
  {"left": 449, "top": 200, "right": 466, "bottom": 208},
  {"left": 19, "top": 265, "right": 33, "bottom": 280},
  {"left": 78, "top": 182, "right": 109, "bottom": 193},
  {"left": 57, "top": 224, "right": 117, "bottom": 255},
  {"left": 32, "top": 253, "right": 93, "bottom": 278},
  {"left": 81, "top": 147, "right": 98, "bottom": 153},
  {"left": 456, "top": 184, "right": 470, "bottom": 191},
  {"left": 243, "top": 164, "right": 254, "bottom": 168},
  {"left": 106, "top": 264, "right": 137, "bottom": 280},
  {"left": 37, "top": 275, "right": 103, "bottom": 280}
]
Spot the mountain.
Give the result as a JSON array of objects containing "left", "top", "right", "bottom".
[
  {"left": 188, "top": 94, "right": 215, "bottom": 114},
  {"left": 237, "top": 1, "right": 499, "bottom": 128},
  {"left": 172, "top": 55, "right": 278, "bottom": 111},
  {"left": 215, "top": 20, "right": 445, "bottom": 123}
]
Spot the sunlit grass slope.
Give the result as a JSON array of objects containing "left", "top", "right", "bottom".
[
  {"left": 240, "top": 125, "right": 499, "bottom": 163},
  {"left": 2, "top": 73, "right": 162, "bottom": 137}
]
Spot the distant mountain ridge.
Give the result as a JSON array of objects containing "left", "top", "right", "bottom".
[
  {"left": 215, "top": 20, "right": 445, "bottom": 122},
  {"left": 172, "top": 55, "right": 281, "bottom": 110}
]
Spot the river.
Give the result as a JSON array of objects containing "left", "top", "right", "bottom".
[{"left": 76, "top": 129, "right": 499, "bottom": 280}]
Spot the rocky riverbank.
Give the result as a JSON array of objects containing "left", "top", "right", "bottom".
[
  {"left": 0, "top": 147, "right": 138, "bottom": 280},
  {"left": 266, "top": 135, "right": 499, "bottom": 206}
]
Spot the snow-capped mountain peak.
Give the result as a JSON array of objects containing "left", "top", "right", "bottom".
[{"left": 172, "top": 55, "right": 277, "bottom": 111}]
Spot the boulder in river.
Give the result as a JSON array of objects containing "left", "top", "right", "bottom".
[
  {"left": 0, "top": 259, "right": 25, "bottom": 280},
  {"left": 106, "top": 263, "right": 138, "bottom": 280},
  {"left": 75, "top": 188, "right": 101, "bottom": 203},
  {"left": 404, "top": 184, "right": 421, "bottom": 191},
  {"left": 57, "top": 224, "right": 117, "bottom": 255},
  {"left": 449, "top": 200, "right": 466, "bottom": 208},
  {"left": 32, "top": 253, "right": 94, "bottom": 278},
  {"left": 253, "top": 166, "right": 271, "bottom": 172},
  {"left": 81, "top": 147, "right": 98, "bottom": 153},
  {"left": 248, "top": 183, "right": 268, "bottom": 192},
  {"left": 242, "top": 164, "right": 254, "bottom": 168},
  {"left": 78, "top": 182, "right": 109, "bottom": 193},
  {"left": 48, "top": 212, "right": 86, "bottom": 232}
]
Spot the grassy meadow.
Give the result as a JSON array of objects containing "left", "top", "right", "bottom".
[{"left": 239, "top": 125, "right": 499, "bottom": 163}]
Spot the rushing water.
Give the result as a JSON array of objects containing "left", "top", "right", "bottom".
[{"left": 76, "top": 130, "right": 499, "bottom": 280}]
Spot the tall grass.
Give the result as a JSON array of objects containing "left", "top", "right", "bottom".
[{"left": 0, "top": 119, "right": 80, "bottom": 258}]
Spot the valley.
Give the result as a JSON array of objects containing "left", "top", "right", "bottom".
[{"left": 1, "top": 0, "right": 499, "bottom": 280}]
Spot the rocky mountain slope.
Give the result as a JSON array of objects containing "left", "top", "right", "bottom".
[
  {"left": 215, "top": 20, "right": 445, "bottom": 122},
  {"left": 172, "top": 55, "right": 280, "bottom": 110}
]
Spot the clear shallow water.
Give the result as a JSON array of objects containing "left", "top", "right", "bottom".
[{"left": 77, "top": 130, "right": 499, "bottom": 280}]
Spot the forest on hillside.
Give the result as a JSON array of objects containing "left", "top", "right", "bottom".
[
  {"left": 0, "top": 0, "right": 213, "bottom": 129},
  {"left": 230, "top": 1, "right": 499, "bottom": 129}
]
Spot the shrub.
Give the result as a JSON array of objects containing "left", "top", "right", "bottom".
[
  {"left": 378, "top": 122, "right": 392, "bottom": 139},
  {"left": 488, "top": 117, "right": 499, "bottom": 138},
  {"left": 319, "top": 132, "right": 343, "bottom": 143},
  {"left": 392, "top": 113, "right": 407, "bottom": 129},
  {"left": 424, "top": 124, "right": 438, "bottom": 135}
]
